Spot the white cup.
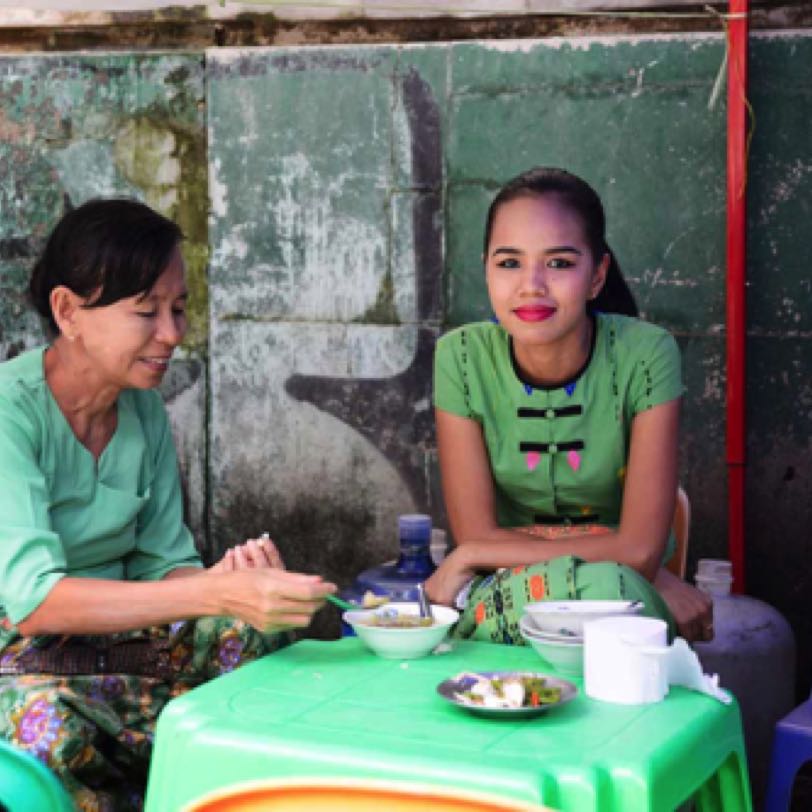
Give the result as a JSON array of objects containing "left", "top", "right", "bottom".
[{"left": 583, "top": 616, "right": 670, "bottom": 705}]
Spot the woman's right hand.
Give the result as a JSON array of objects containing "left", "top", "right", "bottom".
[
  {"left": 211, "top": 536, "right": 285, "bottom": 573},
  {"left": 212, "top": 567, "right": 336, "bottom": 633}
]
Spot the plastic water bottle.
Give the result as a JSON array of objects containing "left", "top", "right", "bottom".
[{"left": 353, "top": 514, "right": 436, "bottom": 602}]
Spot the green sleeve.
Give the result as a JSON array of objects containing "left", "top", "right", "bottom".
[
  {"left": 125, "top": 394, "right": 202, "bottom": 581},
  {"left": 433, "top": 330, "right": 473, "bottom": 418},
  {"left": 628, "top": 329, "right": 684, "bottom": 417},
  {"left": 0, "top": 396, "right": 65, "bottom": 625}
]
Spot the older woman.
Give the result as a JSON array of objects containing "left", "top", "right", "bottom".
[{"left": 0, "top": 198, "right": 336, "bottom": 810}]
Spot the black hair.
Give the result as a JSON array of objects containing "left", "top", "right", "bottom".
[
  {"left": 483, "top": 167, "right": 638, "bottom": 317},
  {"left": 28, "top": 198, "right": 183, "bottom": 336}
]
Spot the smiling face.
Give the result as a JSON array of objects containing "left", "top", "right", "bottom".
[
  {"left": 485, "top": 194, "right": 608, "bottom": 354},
  {"left": 62, "top": 244, "right": 188, "bottom": 391}
]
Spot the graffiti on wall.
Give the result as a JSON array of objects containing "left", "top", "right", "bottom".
[{"left": 285, "top": 69, "right": 443, "bottom": 509}]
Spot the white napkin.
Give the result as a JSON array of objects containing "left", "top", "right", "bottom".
[{"left": 656, "top": 638, "right": 732, "bottom": 704}]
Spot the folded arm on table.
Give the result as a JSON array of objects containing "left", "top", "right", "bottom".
[{"left": 426, "top": 400, "right": 712, "bottom": 641}]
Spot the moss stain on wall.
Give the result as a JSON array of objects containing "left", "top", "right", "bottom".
[
  {"left": 113, "top": 112, "right": 209, "bottom": 354},
  {"left": 353, "top": 268, "right": 399, "bottom": 324}
]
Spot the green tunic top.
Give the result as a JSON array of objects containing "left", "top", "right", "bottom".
[
  {"left": 0, "top": 347, "right": 202, "bottom": 631},
  {"left": 433, "top": 313, "right": 683, "bottom": 530}
]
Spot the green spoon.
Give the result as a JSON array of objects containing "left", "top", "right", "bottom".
[
  {"left": 326, "top": 594, "right": 357, "bottom": 612},
  {"left": 326, "top": 593, "right": 390, "bottom": 612}
]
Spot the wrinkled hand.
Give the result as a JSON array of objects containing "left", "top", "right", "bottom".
[
  {"left": 654, "top": 568, "right": 714, "bottom": 642},
  {"left": 213, "top": 567, "right": 336, "bottom": 633},
  {"left": 424, "top": 547, "right": 477, "bottom": 607},
  {"left": 211, "top": 536, "right": 285, "bottom": 573}
]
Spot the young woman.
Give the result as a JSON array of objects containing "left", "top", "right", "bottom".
[
  {"left": 0, "top": 199, "right": 336, "bottom": 809},
  {"left": 425, "top": 167, "right": 712, "bottom": 645}
]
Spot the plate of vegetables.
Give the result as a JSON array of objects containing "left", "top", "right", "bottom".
[{"left": 437, "top": 671, "right": 577, "bottom": 718}]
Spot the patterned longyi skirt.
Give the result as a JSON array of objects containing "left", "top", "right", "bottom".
[{"left": 0, "top": 617, "right": 283, "bottom": 811}]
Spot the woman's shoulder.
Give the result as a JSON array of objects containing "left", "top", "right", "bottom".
[
  {"left": 437, "top": 321, "right": 507, "bottom": 354},
  {"left": 0, "top": 348, "right": 50, "bottom": 453},
  {"left": 0, "top": 345, "right": 46, "bottom": 385},
  {"left": 598, "top": 313, "right": 678, "bottom": 357},
  {"left": 0, "top": 347, "right": 48, "bottom": 412}
]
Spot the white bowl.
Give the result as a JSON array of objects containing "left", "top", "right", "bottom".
[
  {"left": 519, "top": 619, "right": 584, "bottom": 677},
  {"left": 343, "top": 602, "right": 459, "bottom": 660},
  {"left": 524, "top": 600, "right": 642, "bottom": 638}
]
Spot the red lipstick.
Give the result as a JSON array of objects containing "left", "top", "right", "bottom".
[{"left": 513, "top": 306, "right": 556, "bottom": 322}]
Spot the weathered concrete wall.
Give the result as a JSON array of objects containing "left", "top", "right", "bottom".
[
  {"left": 207, "top": 47, "right": 443, "bottom": 582},
  {"left": 0, "top": 52, "right": 209, "bottom": 540},
  {"left": 205, "top": 31, "right": 812, "bottom": 674},
  {"left": 1, "top": 34, "right": 810, "bottom": 693},
  {"left": 744, "top": 31, "right": 812, "bottom": 698}
]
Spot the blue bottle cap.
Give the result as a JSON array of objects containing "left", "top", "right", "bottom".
[{"left": 398, "top": 514, "right": 432, "bottom": 543}]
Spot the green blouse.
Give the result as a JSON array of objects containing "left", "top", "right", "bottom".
[
  {"left": 0, "top": 348, "right": 202, "bottom": 631},
  {"left": 433, "top": 313, "right": 683, "bottom": 530}
]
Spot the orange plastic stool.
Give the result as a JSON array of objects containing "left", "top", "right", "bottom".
[{"left": 185, "top": 778, "right": 556, "bottom": 812}]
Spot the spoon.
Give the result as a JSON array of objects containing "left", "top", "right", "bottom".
[
  {"left": 416, "top": 583, "right": 433, "bottom": 620},
  {"left": 326, "top": 593, "right": 391, "bottom": 613},
  {"left": 326, "top": 594, "right": 357, "bottom": 612}
]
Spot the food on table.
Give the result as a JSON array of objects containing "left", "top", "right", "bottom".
[
  {"left": 364, "top": 611, "right": 434, "bottom": 628},
  {"left": 454, "top": 672, "right": 562, "bottom": 709}
]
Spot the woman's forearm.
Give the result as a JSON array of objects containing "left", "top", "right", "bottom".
[
  {"left": 16, "top": 573, "right": 221, "bottom": 636},
  {"left": 455, "top": 528, "right": 660, "bottom": 581}
]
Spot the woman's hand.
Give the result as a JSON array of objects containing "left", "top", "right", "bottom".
[
  {"left": 213, "top": 567, "right": 336, "bottom": 633},
  {"left": 654, "top": 568, "right": 714, "bottom": 642},
  {"left": 424, "top": 547, "right": 477, "bottom": 607},
  {"left": 211, "top": 536, "right": 285, "bottom": 573}
]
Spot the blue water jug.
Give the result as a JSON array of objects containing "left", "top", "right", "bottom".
[{"left": 340, "top": 515, "right": 436, "bottom": 637}]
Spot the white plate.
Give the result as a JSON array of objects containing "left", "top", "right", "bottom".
[
  {"left": 524, "top": 600, "right": 642, "bottom": 637},
  {"left": 437, "top": 670, "right": 577, "bottom": 719},
  {"left": 519, "top": 616, "right": 583, "bottom": 645}
]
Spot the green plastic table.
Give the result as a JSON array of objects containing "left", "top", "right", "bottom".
[{"left": 144, "top": 638, "right": 751, "bottom": 812}]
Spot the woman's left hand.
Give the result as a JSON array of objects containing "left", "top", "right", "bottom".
[
  {"left": 654, "top": 567, "right": 713, "bottom": 642},
  {"left": 211, "top": 537, "right": 285, "bottom": 573},
  {"left": 424, "top": 547, "right": 477, "bottom": 607}
]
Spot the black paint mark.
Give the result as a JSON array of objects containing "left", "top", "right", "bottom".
[
  {"left": 159, "top": 358, "right": 203, "bottom": 403},
  {"left": 0, "top": 237, "right": 36, "bottom": 261},
  {"left": 284, "top": 68, "right": 443, "bottom": 509},
  {"left": 5, "top": 341, "right": 25, "bottom": 360},
  {"left": 0, "top": 194, "right": 73, "bottom": 265}
]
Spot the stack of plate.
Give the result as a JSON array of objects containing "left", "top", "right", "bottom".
[
  {"left": 520, "top": 601, "right": 643, "bottom": 677},
  {"left": 519, "top": 616, "right": 584, "bottom": 677}
]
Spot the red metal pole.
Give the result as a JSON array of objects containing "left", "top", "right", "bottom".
[{"left": 726, "top": 0, "right": 748, "bottom": 594}]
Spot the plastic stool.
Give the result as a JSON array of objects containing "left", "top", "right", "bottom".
[
  {"left": 185, "top": 779, "right": 555, "bottom": 812},
  {"left": 766, "top": 693, "right": 812, "bottom": 812},
  {"left": 0, "top": 739, "right": 73, "bottom": 811}
]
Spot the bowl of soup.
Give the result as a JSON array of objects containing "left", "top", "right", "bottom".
[{"left": 343, "top": 602, "right": 459, "bottom": 660}]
